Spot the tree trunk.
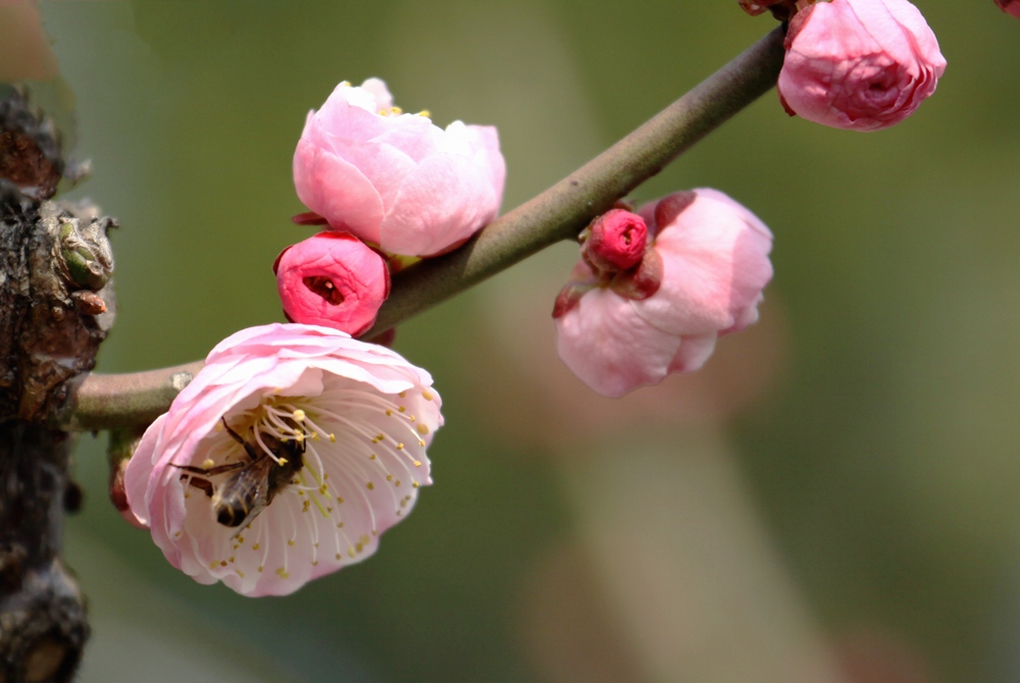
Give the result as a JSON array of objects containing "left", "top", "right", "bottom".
[{"left": 0, "top": 89, "right": 116, "bottom": 682}]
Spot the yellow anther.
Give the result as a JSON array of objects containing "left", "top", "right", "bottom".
[
  {"left": 399, "top": 391, "right": 407, "bottom": 398},
  {"left": 369, "top": 454, "right": 377, "bottom": 460},
  {"left": 417, "top": 110, "right": 430, "bottom": 117},
  {"left": 348, "top": 547, "right": 356, "bottom": 558},
  {"left": 335, "top": 553, "right": 342, "bottom": 560},
  {"left": 391, "top": 106, "right": 402, "bottom": 115},
  {"left": 329, "top": 434, "right": 336, "bottom": 443},
  {"left": 395, "top": 480, "right": 401, "bottom": 487},
  {"left": 278, "top": 457, "right": 289, "bottom": 466},
  {"left": 209, "top": 561, "right": 218, "bottom": 569},
  {"left": 414, "top": 460, "right": 422, "bottom": 467},
  {"left": 385, "top": 410, "right": 393, "bottom": 416},
  {"left": 396, "top": 443, "right": 405, "bottom": 450},
  {"left": 201, "top": 458, "right": 215, "bottom": 469},
  {"left": 340, "top": 81, "right": 351, "bottom": 87},
  {"left": 416, "top": 424, "right": 430, "bottom": 435},
  {"left": 229, "top": 556, "right": 236, "bottom": 563},
  {"left": 386, "top": 475, "right": 393, "bottom": 482},
  {"left": 258, "top": 565, "right": 264, "bottom": 573},
  {"left": 276, "top": 568, "right": 290, "bottom": 578},
  {"left": 398, "top": 406, "right": 406, "bottom": 413},
  {"left": 422, "top": 390, "right": 434, "bottom": 401},
  {"left": 288, "top": 539, "right": 295, "bottom": 546},
  {"left": 336, "top": 522, "right": 344, "bottom": 529},
  {"left": 366, "top": 482, "right": 375, "bottom": 490},
  {"left": 253, "top": 543, "right": 260, "bottom": 550},
  {"left": 237, "top": 536, "right": 245, "bottom": 543},
  {"left": 312, "top": 561, "right": 318, "bottom": 567},
  {"left": 220, "top": 561, "right": 228, "bottom": 567},
  {"left": 412, "top": 482, "right": 419, "bottom": 488},
  {"left": 237, "top": 570, "right": 245, "bottom": 579},
  {"left": 293, "top": 409, "right": 306, "bottom": 421}
]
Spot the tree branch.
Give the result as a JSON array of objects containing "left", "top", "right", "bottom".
[{"left": 60, "top": 26, "right": 787, "bottom": 432}]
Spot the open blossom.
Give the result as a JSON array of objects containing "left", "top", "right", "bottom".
[
  {"left": 124, "top": 323, "right": 443, "bottom": 597},
  {"left": 274, "top": 231, "right": 390, "bottom": 336},
  {"left": 778, "top": 0, "right": 946, "bottom": 132},
  {"left": 293, "top": 78, "right": 505, "bottom": 257},
  {"left": 554, "top": 190, "right": 773, "bottom": 397}
]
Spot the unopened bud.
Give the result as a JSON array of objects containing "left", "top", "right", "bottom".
[
  {"left": 581, "top": 209, "right": 647, "bottom": 273},
  {"left": 58, "top": 217, "right": 114, "bottom": 291},
  {"left": 996, "top": 0, "right": 1020, "bottom": 18},
  {"left": 274, "top": 231, "right": 390, "bottom": 337}
]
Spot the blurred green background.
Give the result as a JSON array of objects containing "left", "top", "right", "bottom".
[{"left": 6, "top": 0, "right": 1020, "bottom": 681}]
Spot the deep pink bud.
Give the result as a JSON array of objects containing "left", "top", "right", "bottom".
[
  {"left": 582, "top": 209, "right": 648, "bottom": 273},
  {"left": 996, "top": 0, "right": 1020, "bottom": 18},
  {"left": 778, "top": 0, "right": 946, "bottom": 132},
  {"left": 274, "top": 232, "right": 390, "bottom": 337}
]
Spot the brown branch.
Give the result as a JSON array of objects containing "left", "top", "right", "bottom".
[{"left": 60, "top": 26, "right": 787, "bottom": 433}]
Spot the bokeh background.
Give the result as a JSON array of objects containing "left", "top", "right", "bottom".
[{"left": 3, "top": 1, "right": 1019, "bottom": 681}]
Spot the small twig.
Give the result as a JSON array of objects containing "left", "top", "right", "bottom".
[{"left": 60, "top": 26, "right": 786, "bottom": 433}]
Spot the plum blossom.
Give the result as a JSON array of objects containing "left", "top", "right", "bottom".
[
  {"left": 554, "top": 190, "right": 773, "bottom": 397},
  {"left": 124, "top": 323, "right": 443, "bottom": 597},
  {"left": 293, "top": 78, "right": 505, "bottom": 257},
  {"left": 274, "top": 231, "right": 390, "bottom": 336},
  {"left": 777, "top": 0, "right": 946, "bottom": 131}
]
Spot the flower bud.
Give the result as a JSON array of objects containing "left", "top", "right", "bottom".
[
  {"left": 581, "top": 209, "right": 648, "bottom": 274},
  {"left": 996, "top": 0, "right": 1020, "bottom": 18},
  {"left": 58, "top": 217, "right": 114, "bottom": 291},
  {"left": 274, "top": 232, "right": 390, "bottom": 337},
  {"left": 778, "top": 0, "right": 946, "bottom": 132}
]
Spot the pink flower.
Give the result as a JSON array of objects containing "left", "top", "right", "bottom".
[
  {"left": 777, "top": 0, "right": 946, "bottom": 132},
  {"left": 293, "top": 78, "right": 506, "bottom": 257},
  {"left": 996, "top": 0, "right": 1020, "bottom": 18},
  {"left": 124, "top": 323, "right": 443, "bottom": 597},
  {"left": 553, "top": 190, "right": 773, "bottom": 398},
  {"left": 274, "top": 231, "right": 390, "bottom": 337}
]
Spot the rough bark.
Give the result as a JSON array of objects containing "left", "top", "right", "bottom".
[{"left": 0, "top": 89, "right": 115, "bottom": 682}]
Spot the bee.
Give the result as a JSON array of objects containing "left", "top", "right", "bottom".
[{"left": 175, "top": 418, "right": 306, "bottom": 529}]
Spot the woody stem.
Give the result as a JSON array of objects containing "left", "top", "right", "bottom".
[{"left": 58, "top": 25, "right": 787, "bottom": 432}]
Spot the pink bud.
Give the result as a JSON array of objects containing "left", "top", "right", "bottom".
[
  {"left": 554, "top": 189, "right": 773, "bottom": 397},
  {"left": 778, "top": 0, "right": 946, "bottom": 132},
  {"left": 996, "top": 0, "right": 1020, "bottom": 18},
  {"left": 582, "top": 209, "right": 648, "bottom": 273},
  {"left": 293, "top": 78, "right": 506, "bottom": 257},
  {"left": 274, "top": 232, "right": 390, "bottom": 337}
]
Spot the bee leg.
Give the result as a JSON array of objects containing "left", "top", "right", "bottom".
[
  {"left": 221, "top": 416, "right": 261, "bottom": 463},
  {"left": 179, "top": 474, "right": 214, "bottom": 498}
]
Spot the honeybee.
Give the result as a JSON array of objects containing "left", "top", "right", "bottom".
[{"left": 176, "top": 418, "right": 306, "bottom": 529}]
